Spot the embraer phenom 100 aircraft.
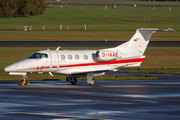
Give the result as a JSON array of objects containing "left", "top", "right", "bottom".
[{"left": 4, "top": 28, "right": 174, "bottom": 85}]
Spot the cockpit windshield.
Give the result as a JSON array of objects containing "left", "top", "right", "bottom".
[{"left": 28, "top": 53, "right": 48, "bottom": 59}]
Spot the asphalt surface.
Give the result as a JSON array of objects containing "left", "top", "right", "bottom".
[
  {"left": 46, "top": 2, "right": 180, "bottom": 7},
  {"left": 0, "top": 72, "right": 180, "bottom": 120},
  {"left": 1, "top": 41, "right": 180, "bottom": 47}
]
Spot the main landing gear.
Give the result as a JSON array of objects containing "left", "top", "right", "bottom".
[
  {"left": 87, "top": 73, "right": 95, "bottom": 85},
  {"left": 66, "top": 73, "right": 95, "bottom": 85},
  {"left": 66, "top": 76, "right": 77, "bottom": 85},
  {"left": 18, "top": 75, "right": 30, "bottom": 86}
]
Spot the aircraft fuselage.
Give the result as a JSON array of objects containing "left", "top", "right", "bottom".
[{"left": 5, "top": 50, "right": 144, "bottom": 75}]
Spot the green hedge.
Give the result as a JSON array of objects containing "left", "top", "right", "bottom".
[{"left": 0, "top": 0, "right": 46, "bottom": 18}]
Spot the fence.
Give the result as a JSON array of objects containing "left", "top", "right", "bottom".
[
  {"left": 0, "top": 25, "right": 87, "bottom": 31},
  {"left": 23, "top": 25, "right": 86, "bottom": 31}
]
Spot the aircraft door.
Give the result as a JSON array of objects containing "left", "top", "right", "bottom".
[
  {"left": 49, "top": 51, "right": 59, "bottom": 71},
  {"left": 36, "top": 53, "right": 51, "bottom": 73}
]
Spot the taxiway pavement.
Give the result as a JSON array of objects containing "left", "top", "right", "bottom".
[
  {"left": 0, "top": 77, "right": 180, "bottom": 120},
  {"left": 1, "top": 41, "right": 180, "bottom": 47}
]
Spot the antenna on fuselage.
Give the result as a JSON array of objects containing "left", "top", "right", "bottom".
[
  {"left": 56, "top": 46, "right": 61, "bottom": 50},
  {"left": 49, "top": 72, "right": 53, "bottom": 76}
]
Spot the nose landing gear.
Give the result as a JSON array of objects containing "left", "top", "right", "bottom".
[{"left": 18, "top": 75, "right": 30, "bottom": 86}]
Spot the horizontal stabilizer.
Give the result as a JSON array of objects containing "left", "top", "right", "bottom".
[{"left": 138, "top": 28, "right": 175, "bottom": 32}]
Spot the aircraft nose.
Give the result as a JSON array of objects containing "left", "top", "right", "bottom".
[{"left": 4, "top": 66, "right": 11, "bottom": 72}]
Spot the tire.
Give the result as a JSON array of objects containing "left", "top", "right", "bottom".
[{"left": 71, "top": 77, "right": 77, "bottom": 85}]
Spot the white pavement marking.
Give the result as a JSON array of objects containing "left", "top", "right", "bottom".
[{"left": 0, "top": 111, "right": 111, "bottom": 120}]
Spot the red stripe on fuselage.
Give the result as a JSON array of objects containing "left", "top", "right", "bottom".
[
  {"left": 52, "top": 66, "right": 58, "bottom": 68},
  {"left": 59, "top": 58, "right": 145, "bottom": 68},
  {"left": 21, "top": 58, "right": 145, "bottom": 71}
]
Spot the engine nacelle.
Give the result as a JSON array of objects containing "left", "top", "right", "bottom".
[{"left": 96, "top": 50, "right": 121, "bottom": 61}]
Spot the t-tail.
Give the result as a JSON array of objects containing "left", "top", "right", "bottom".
[
  {"left": 101, "top": 28, "right": 174, "bottom": 67},
  {"left": 116, "top": 28, "right": 175, "bottom": 56}
]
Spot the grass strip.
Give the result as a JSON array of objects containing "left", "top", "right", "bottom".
[
  {"left": 93, "top": 75, "right": 157, "bottom": 80},
  {"left": 0, "top": 31, "right": 179, "bottom": 41},
  {"left": 0, "top": 7, "right": 180, "bottom": 31},
  {"left": 127, "top": 70, "right": 180, "bottom": 75}
]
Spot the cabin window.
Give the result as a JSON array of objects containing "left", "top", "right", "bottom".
[
  {"left": 61, "top": 55, "right": 65, "bottom": 60},
  {"left": 28, "top": 53, "right": 48, "bottom": 59},
  {"left": 68, "top": 55, "right": 72, "bottom": 60},
  {"left": 84, "top": 55, "right": 88, "bottom": 60},
  {"left": 28, "top": 53, "right": 40, "bottom": 59},
  {"left": 40, "top": 54, "right": 48, "bottom": 58},
  {"left": 75, "top": 55, "right": 79, "bottom": 60}
]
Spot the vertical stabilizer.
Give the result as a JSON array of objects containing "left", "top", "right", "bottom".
[{"left": 118, "top": 28, "right": 174, "bottom": 55}]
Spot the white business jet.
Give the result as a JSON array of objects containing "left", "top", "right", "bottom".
[{"left": 4, "top": 28, "right": 174, "bottom": 85}]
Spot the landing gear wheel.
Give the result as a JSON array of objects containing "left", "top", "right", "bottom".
[
  {"left": 25, "top": 82, "right": 30, "bottom": 85},
  {"left": 18, "top": 82, "right": 24, "bottom": 86},
  {"left": 71, "top": 77, "right": 77, "bottom": 85},
  {"left": 18, "top": 75, "right": 30, "bottom": 86}
]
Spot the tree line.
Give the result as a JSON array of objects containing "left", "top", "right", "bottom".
[{"left": 0, "top": 0, "right": 46, "bottom": 18}]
